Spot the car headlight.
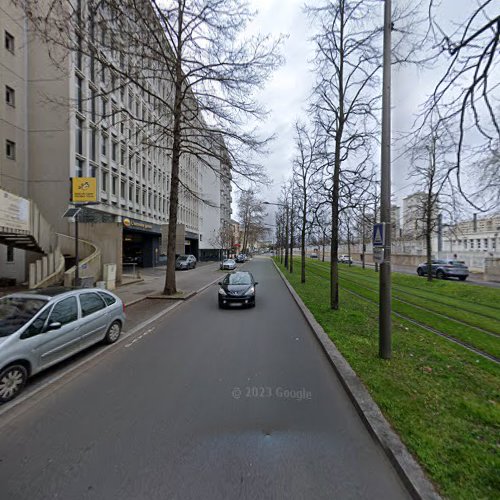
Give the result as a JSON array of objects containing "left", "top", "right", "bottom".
[
  {"left": 219, "top": 288, "right": 227, "bottom": 295},
  {"left": 246, "top": 286, "right": 255, "bottom": 295}
]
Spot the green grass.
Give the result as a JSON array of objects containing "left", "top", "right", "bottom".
[
  {"left": 305, "top": 260, "right": 500, "bottom": 358},
  {"left": 276, "top": 258, "right": 500, "bottom": 500}
]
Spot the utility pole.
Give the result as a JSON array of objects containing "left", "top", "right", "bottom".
[
  {"left": 74, "top": 211, "right": 80, "bottom": 286},
  {"left": 290, "top": 195, "right": 294, "bottom": 273},
  {"left": 284, "top": 203, "right": 289, "bottom": 270},
  {"left": 379, "top": 0, "right": 392, "bottom": 359},
  {"left": 362, "top": 204, "right": 366, "bottom": 269}
]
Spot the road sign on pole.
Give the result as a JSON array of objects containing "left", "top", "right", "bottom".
[
  {"left": 373, "top": 247, "right": 384, "bottom": 263},
  {"left": 372, "top": 223, "right": 385, "bottom": 247}
]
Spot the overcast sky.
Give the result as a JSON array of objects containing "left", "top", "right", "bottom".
[{"left": 240, "top": 0, "right": 482, "bottom": 215}]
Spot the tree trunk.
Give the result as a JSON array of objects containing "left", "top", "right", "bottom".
[
  {"left": 163, "top": 7, "right": 184, "bottom": 295},
  {"left": 426, "top": 197, "right": 433, "bottom": 282},
  {"left": 347, "top": 221, "right": 352, "bottom": 267},
  {"left": 290, "top": 203, "right": 294, "bottom": 273},
  {"left": 284, "top": 207, "right": 289, "bottom": 270}
]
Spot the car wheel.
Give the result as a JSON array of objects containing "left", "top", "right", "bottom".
[
  {"left": 459, "top": 276, "right": 467, "bottom": 281},
  {"left": 104, "top": 321, "right": 122, "bottom": 344},
  {"left": 0, "top": 364, "right": 28, "bottom": 404},
  {"left": 417, "top": 268, "right": 424, "bottom": 276},
  {"left": 436, "top": 270, "right": 445, "bottom": 279}
]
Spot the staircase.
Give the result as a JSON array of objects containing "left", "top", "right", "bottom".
[{"left": 0, "top": 188, "right": 65, "bottom": 288}]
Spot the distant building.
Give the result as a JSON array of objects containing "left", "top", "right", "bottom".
[
  {"left": 402, "top": 192, "right": 438, "bottom": 238},
  {"left": 443, "top": 214, "right": 500, "bottom": 254}
]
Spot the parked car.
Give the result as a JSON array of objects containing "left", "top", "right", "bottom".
[
  {"left": 338, "top": 255, "right": 352, "bottom": 264},
  {"left": 416, "top": 259, "right": 469, "bottom": 281},
  {"left": 235, "top": 254, "right": 246, "bottom": 263},
  {"left": 220, "top": 259, "right": 237, "bottom": 270},
  {"left": 309, "top": 254, "right": 318, "bottom": 259},
  {"left": 175, "top": 254, "right": 197, "bottom": 270},
  {"left": 218, "top": 271, "right": 258, "bottom": 308},
  {"left": 0, "top": 287, "right": 125, "bottom": 404}
]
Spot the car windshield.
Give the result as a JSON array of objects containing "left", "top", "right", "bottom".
[
  {"left": 177, "top": 256, "right": 188, "bottom": 261},
  {"left": 224, "top": 272, "right": 252, "bottom": 285},
  {"left": 224, "top": 259, "right": 235, "bottom": 264},
  {"left": 448, "top": 260, "right": 466, "bottom": 266},
  {"left": 0, "top": 297, "right": 48, "bottom": 337}
]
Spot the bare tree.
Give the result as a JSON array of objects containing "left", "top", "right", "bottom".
[
  {"left": 306, "top": 0, "right": 381, "bottom": 310},
  {"left": 417, "top": 0, "right": 500, "bottom": 210},
  {"left": 238, "top": 189, "right": 266, "bottom": 254},
  {"left": 408, "top": 128, "right": 457, "bottom": 280},
  {"left": 22, "top": 0, "right": 283, "bottom": 293},
  {"left": 292, "top": 121, "right": 321, "bottom": 283}
]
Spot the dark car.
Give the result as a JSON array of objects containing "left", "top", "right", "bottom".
[
  {"left": 235, "top": 254, "right": 246, "bottom": 263},
  {"left": 218, "top": 271, "right": 258, "bottom": 308},
  {"left": 175, "top": 254, "right": 197, "bottom": 270},
  {"left": 416, "top": 259, "right": 469, "bottom": 281}
]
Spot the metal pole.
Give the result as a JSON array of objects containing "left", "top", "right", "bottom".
[
  {"left": 284, "top": 205, "right": 289, "bottom": 270},
  {"left": 379, "top": 0, "right": 392, "bottom": 359},
  {"left": 75, "top": 212, "right": 80, "bottom": 287},
  {"left": 362, "top": 204, "right": 366, "bottom": 269}
]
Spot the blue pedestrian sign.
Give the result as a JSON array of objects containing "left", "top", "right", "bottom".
[{"left": 373, "top": 223, "right": 385, "bottom": 247}]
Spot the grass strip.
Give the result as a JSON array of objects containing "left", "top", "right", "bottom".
[
  {"left": 304, "top": 262, "right": 500, "bottom": 358},
  {"left": 276, "top": 258, "right": 500, "bottom": 500}
]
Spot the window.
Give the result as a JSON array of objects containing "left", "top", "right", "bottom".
[
  {"left": 49, "top": 297, "right": 78, "bottom": 326},
  {"left": 120, "top": 180, "right": 125, "bottom": 198},
  {"left": 477, "top": 239, "right": 481, "bottom": 249},
  {"left": 76, "top": 33, "right": 82, "bottom": 70},
  {"left": 120, "top": 147, "right": 125, "bottom": 166},
  {"left": 136, "top": 187, "right": 139, "bottom": 204},
  {"left": 80, "top": 293, "right": 106, "bottom": 317},
  {"left": 75, "top": 158, "right": 83, "bottom": 177},
  {"left": 484, "top": 238, "right": 488, "bottom": 249},
  {"left": 470, "top": 239, "right": 474, "bottom": 249},
  {"left": 90, "top": 88, "right": 96, "bottom": 122},
  {"left": 7, "top": 246, "right": 14, "bottom": 262},
  {"left": 6, "top": 140, "right": 15, "bottom": 160},
  {"left": 90, "top": 127, "right": 97, "bottom": 162},
  {"left": 5, "top": 86, "right": 15, "bottom": 107},
  {"left": 101, "top": 132, "right": 107, "bottom": 156},
  {"left": 76, "top": 76, "right": 83, "bottom": 112},
  {"left": 75, "top": 117, "right": 83, "bottom": 155},
  {"left": 25, "top": 307, "right": 50, "bottom": 337},
  {"left": 112, "top": 176, "right": 117, "bottom": 195},
  {"left": 102, "top": 97, "right": 108, "bottom": 118},
  {"left": 5, "top": 32, "right": 14, "bottom": 53},
  {"left": 129, "top": 184, "right": 133, "bottom": 200},
  {"left": 101, "top": 170, "right": 108, "bottom": 190},
  {"left": 112, "top": 141, "right": 117, "bottom": 162},
  {"left": 98, "top": 292, "right": 116, "bottom": 306}
]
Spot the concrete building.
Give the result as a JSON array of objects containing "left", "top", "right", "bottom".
[{"left": 0, "top": 0, "right": 231, "bottom": 285}]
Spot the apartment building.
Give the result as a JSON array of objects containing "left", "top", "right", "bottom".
[
  {"left": 1, "top": 0, "right": 231, "bottom": 283},
  {"left": 443, "top": 214, "right": 500, "bottom": 254},
  {"left": 0, "top": 0, "right": 30, "bottom": 281}
]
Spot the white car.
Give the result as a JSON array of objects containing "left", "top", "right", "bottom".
[
  {"left": 338, "top": 255, "right": 352, "bottom": 264},
  {"left": 220, "top": 259, "right": 236, "bottom": 270}
]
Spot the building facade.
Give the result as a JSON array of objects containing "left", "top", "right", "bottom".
[{"left": 0, "top": 0, "right": 231, "bottom": 284}]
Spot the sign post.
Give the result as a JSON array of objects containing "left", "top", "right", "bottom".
[{"left": 69, "top": 178, "right": 97, "bottom": 286}]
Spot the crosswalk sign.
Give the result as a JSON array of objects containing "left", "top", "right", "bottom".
[{"left": 373, "top": 223, "right": 385, "bottom": 247}]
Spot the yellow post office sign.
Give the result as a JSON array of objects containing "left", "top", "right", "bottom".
[{"left": 71, "top": 177, "right": 97, "bottom": 203}]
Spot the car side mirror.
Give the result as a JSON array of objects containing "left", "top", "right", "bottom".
[
  {"left": 47, "top": 321, "right": 62, "bottom": 331},
  {"left": 254, "top": 282, "right": 259, "bottom": 285},
  {"left": 218, "top": 282, "right": 223, "bottom": 286}
]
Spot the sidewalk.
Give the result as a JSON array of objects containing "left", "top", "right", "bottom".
[{"left": 115, "top": 261, "right": 223, "bottom": 307}]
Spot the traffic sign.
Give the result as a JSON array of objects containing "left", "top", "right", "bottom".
[
  {"left": 373, "top": 223, "right": 385, "bottom": 247},
  {"left": 373, "top": 246, "right": 384, "bottom": 263}
]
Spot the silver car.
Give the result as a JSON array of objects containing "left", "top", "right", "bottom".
[
  {"left": 220, "top": 259, "right": 236, "bottom": 270},
  {"left": 0, "top": 287, "right": 126, "bottom": 404}
]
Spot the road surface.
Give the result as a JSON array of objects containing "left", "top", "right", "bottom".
[{"left": 0, "top": 257, "right": 409, "bottom": 499}]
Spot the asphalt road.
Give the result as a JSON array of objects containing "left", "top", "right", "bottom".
[{"left": 0, "top": 257, "right": 409, "bottom": 499}]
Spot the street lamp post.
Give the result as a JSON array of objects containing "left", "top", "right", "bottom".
[{"left": 264, "top": 201, "right": 290, "bottom": 270}]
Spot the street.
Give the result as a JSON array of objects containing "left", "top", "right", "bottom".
[{"left": 0, "top": 257, "right": 409, "bottom": 499}]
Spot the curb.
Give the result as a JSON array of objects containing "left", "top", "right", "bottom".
[{"left": 272, "top": 260, "right": 441, "bottom": 500}]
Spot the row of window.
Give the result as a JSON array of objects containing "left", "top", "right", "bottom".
[{"left": 463, "top": 238, "right": 497, "bottom": 250}]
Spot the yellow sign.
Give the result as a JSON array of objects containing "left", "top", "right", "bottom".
[
  {"left": 123, "top": 218, "right": 131, "bottom": 227},
  {"left": 71, "top": 177, "right": 97, "bottom": 203}
]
